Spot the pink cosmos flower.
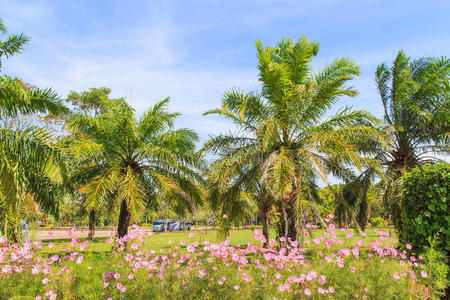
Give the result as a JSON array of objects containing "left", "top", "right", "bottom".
[
  {"left": 234, "top": 285, "right": 240, "bottom": 290},
  {"left": 48, "top": 231, "right": 53, "bottom": 237},
  {"left": 44, "top": 290, "right": 56, "bottom": 300},
  {"left": 31, "top": 265, "right": 40, "bottom": 275},
  {"left": 76, "top": 256, "right": 83, "bottom": 264},
  {"left": 222, "top": 214, "right": 227, "bottom": 219},
  {"left": 189, "top": 232, "right": 195, "bottom": 239},
  {"left": 421, "top": 271, "right": 428, "bottom": 278},
  {"left": 406, "top": 244, "right": 412, "bottom": 250},
  {"left": 304, "top": 288, "right": 311, "bottom": 295},
  {"left": 350, "top": 267, "right": 356, "bottom": 272},
  {"left": 125, "top": 254, "right": 133, "bottom": 261},
  {"left": 198, "top": 269, "right": 207, "bottom": 278},
  {"left": 42, "top": 278, "right": 50, "bottom": 285},
  {"left": 318, "top": 275, "right": 327, "bottom": 284},
  {"left": 393, "top": 274, "right": 400, "bottom": 280},
  {"left": 242, "top": 272, "right": 252, "bottom": 282}
]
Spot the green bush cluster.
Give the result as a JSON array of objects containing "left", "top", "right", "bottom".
[
  {"left": 401, "top": 162, "right": 449, "bottom": 255},
  {"left": 369, "top": 217, "right": 388, "bottom": 229}
]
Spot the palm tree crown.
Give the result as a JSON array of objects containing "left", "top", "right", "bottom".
[
  {"left": 203, "top": 37, "right": 387, "bottom": 240},
  {"left": 68, "top": 98, "right": 203, "bottom": 237},
  {"left": 375, "top": 51, "right": 449, "bottom": 174}
]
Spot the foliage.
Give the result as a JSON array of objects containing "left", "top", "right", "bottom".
[
  {"left": 400, "top": 162, "right": 449, "bottom": 255},
  {"left": 67, "top": 98, "right": 203, "bottom": 237},
  {"left": 203, "top": 36, "right": 388, "bottom": 240},
  {"left": 375, "top": 52, "right": 450, "bottom": 233},
  {"left": 0, "top": 19, "right": 30, "bottom": 71},
  {"left": 370, "top": 217, "right": 388, "bottom": 229},
  {"left": 66, "top": 87, "right": 121, "bottom": 116},
  {"left": 421, "top": 233, "right": 449, "bottom": 297},
  {"left": 0, "top": 26, "right": 67, "bottom": 241}
]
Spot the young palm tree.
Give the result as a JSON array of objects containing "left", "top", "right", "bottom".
[
  {"left": 68, "top": 98, "right": 203, "bottom": 237},
  {"left": 375, "top": 51, "right": 449, "bottom": 232},
  {"left": 0, "top": 19, "right": 30, "bottom": 72},
  {"left": 203, "top": 37, "right": 387, "bottom": 240}
]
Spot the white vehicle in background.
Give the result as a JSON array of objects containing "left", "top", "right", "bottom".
[{"left": 152, "top": 219, "right": 192, "bottom": 232}]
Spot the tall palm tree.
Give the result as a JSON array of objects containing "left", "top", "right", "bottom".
[
  {"left": 0, "top": 20, "right": 67, "bottom": 241},
  {"left": 68, "top": 98, "right": 203, "bottom": 237},
  {"left": 0, "top": 19, "right": 30, "bottom": 72},
  {"left": 0, "top": 79, "right": 67, "bottom": 241},
  {"left": 375, "top": 51, "right": 449, "bottom": 232},
  {"left": 203, "top": 37, "right": 387, "bottom": 240}
]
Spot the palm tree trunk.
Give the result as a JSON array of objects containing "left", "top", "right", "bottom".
[
  {"left": 311, "top": 202, "right": 327, "bottom": 228},
  {"left": 88, "top": 209, "right": 95, "bottom": 240},
  {"left": 259, "top": 201, "right": 269, "bottom": 245},
  {"left": 279, "top": 202, "right": 297, "bottom": 241},
  {"left": 118, "top": 200, "right": 130, "bottom": 238}
]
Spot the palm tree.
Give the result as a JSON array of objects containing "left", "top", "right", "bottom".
[
  {"left": 0, "top": 20, "right": 67, "bottom": 241},
  {"left": 375, "top": 51, "right": 449, "bottom": 232},
  {"left": 203, "top": 37, "right": 387, "bottom": 240},
  {"left": 68, "top": 98, "right": 203, "bottom": 237},
  {"left": 0, "top": 19, "right": 30, "bottom": 72},
  {"left": 0, "top": 78, "right": 67, "bottom": 241}
]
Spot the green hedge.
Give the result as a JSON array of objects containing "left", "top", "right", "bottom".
[{"left": 401, "top": 162, "right": 449, "bottom": 254}]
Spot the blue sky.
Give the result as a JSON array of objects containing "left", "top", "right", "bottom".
[{"left": 2, "top": 0, "right": 450, "bottom": 144}]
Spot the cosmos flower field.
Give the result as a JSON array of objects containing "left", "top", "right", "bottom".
[{"left": 0, "top": 215, "right": 434, "bottom": 299}]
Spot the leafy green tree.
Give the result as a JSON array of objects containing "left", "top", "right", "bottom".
[
  {"left": 375, "top": 51, "right": 449, "bottom": 232},
  {"left": 63, "top": 88, "right": 127, "bottom": 239},
  {"left": 67, "top": 87, "right": 119, "bottom": 116},
  {"left": 203, "top": 37, "right": 387, "bottom": 240},
  {"left": 68, "top": 98, "right": 203, "bottom": 237}
]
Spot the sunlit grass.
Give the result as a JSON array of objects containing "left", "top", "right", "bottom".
[{"left": 37, "top": 227, "right": 395, "bottom": 256}]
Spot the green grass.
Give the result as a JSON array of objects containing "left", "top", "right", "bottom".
[{"left": 38, "top": 227, "right": 395, "bottom": 256}]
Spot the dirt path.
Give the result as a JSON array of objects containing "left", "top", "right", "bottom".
[{"left": 32, "top": 228, "right": 115, "bottom": 241}]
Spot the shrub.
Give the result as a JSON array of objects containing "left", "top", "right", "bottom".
[
  {"left": 370, "top": 217, "right": 388, "bottom": 229},
  {"left": 401, "top": 162, "right": 449, "bottom": 255}
]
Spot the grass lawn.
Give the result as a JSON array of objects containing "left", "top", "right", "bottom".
[{"left": 37, "top": 227, "right": 394, "bottom": 255}]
